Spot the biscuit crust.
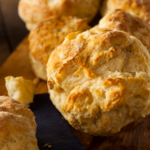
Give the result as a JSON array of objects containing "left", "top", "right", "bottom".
[
  {"left": 100, "top": 0, "right": 150, "bottom": 24},
  {"left": 47, "top": 29, "right": 150, "bottom": 135},
  {"left": 0, "top": 96, "right": 38, "bottom": 150},
  {"left": 18, "top": 0, "right": 100, "bottom": 30},
  {"left": 29, "top": 16, "right": 90, "bottom": 80},
  {"left": 98, "top": 9, "right": 150, "bottom": 53}
]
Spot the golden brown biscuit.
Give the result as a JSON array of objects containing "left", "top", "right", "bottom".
[
  {"left": 0, "top": 96, "right": 38, "bottom": 150},
  {"left": 97, "top": 9, "right": 150, "bottom": 53},
  {"left": 47, "top": 28, "right": 150, "bottom": 136},
  {"left": 29, "top": 16, "right": 90, "bottom": 80},
  {"left": 5, "top": 76, "right": 36, "bottom": 106},
  {"left": 18, "top": 0, "right": 100, "bottom": 30},
  {"left": 100, "top": 0, "right": 150, "bottom": 24}
]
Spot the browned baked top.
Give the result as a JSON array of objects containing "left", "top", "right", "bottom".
[
  {"left": 100, "top": 0, "right": 150, "bottom": 24},
  {"left": 47, "top": 28, "right": 150, "bottom": 135},
  {"left": 0, "top": 96, "right": 38, "bottom": 149},
  {"left": 18, "top": 0, "right": 100, "bottom": 30},
  {"left": 98, "top": 9, "right": 150, "bottom": 53},
  {"left": 29, "top": 16, "right": 90, "bottom": 66}
]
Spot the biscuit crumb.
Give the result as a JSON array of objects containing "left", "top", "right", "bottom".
[
  {"left": 43, "top": 143, "right": 49, "bottom": 147},
  {"left": 48, "top": 145, "right": 52, "bottom": 148},
  {"left": 5, "top": 76, "right": 36, "bottom": 106},
  {"left": 43, "top": 143, "right": 52, "bottom": 148}
]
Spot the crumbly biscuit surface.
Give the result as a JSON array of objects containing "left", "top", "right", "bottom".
[
  {"left": 100, "top": 0, "right": 150, "bottom": 24},
  {"left": 0, "top": 96, "right": 38, "bottom": 150},
  {"left": 98, "top": 9, "right": 150, "bottom": 53},
  {"left": 18, "top": 0, "right": 100, "bottom": 30},
  {"left": 47, "top": 29, "right": 150, "bottom": 135},
  {"left": 29, "top": 16, "right": 90, "bottom": 80}
]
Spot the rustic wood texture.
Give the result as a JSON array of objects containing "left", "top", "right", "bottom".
[
  {"left": 0, "top": 37, "right": 35, "bottom": 96},
  {"left": 89, "top": 117, "right": 150, "bottom": 150},
  {"left": 0, "top": 37, "right": 93, "bottom": 149}
]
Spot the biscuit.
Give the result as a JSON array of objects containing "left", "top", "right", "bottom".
[
  {"left": 5, "top": 76, "right": 36, "bottom": 106},
  {"left": 29, "top": 16, "right": 90, "bottom": 80},
  {"left": 47, "top": 28, "right": 150, "bottom": 135},
  {"left": 0, "top": 96, "right": 38, "bottom": 149},
  {"left": 98, "top": 9, "right": 150, "bottom": 53},
  {"left": 18, "top": 0, "right": 100, "bottom": 30},
  {"left": 100, "top": 0, "right": 150, "bottom": 24}
]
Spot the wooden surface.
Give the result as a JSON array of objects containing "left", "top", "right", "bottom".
[{"left": 89, "top": 117, "right": 150, "bottom": 150}]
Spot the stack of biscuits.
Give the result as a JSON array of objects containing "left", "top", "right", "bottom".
[
  {"left": 19, "top": 0, "right": 150, "bottom": 136},
  {"left": 1, "top": 0, "right": 150, "bottom": 149}
]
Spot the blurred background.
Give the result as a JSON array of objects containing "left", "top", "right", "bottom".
[{"left": 0, "top": 0, "right": 28, "bottom": 66}]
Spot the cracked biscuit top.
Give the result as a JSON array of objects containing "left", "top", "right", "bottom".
[
  {"left": 29, "top": 16, "right": 89, "bottom": 80},
  {"left": 47, "top": 28, "right": 150, "bottom": 135}
]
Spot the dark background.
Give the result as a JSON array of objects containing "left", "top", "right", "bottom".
[{"left": 0, "top": 0, "right": 28, "bottom": 66}]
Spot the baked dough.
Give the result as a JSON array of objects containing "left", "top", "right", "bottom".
[
  {"left": 100, "top": 0, "right": 150, "bottom": 24},
  {"left": 18, "top": 0, "right": 100, "bottom": 30},
  {"left": 47, "top": 28, "right": 150, "bottom": 135},
  {"left": 29, "top": 16, "right": 90, "bottom": 80},
  {"left": 5, "top": 76, "right": 36, "bottom": 106},
  {"left": 98, "top": 9, "right": 150, "bottom": 53},
  {"left": 0, "top": 96, "right": 38, "bottom": 150}
]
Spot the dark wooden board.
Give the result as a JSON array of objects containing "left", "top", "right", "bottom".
[{"left": 89, "top": 117, "right": 150, "bottom": 150}]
